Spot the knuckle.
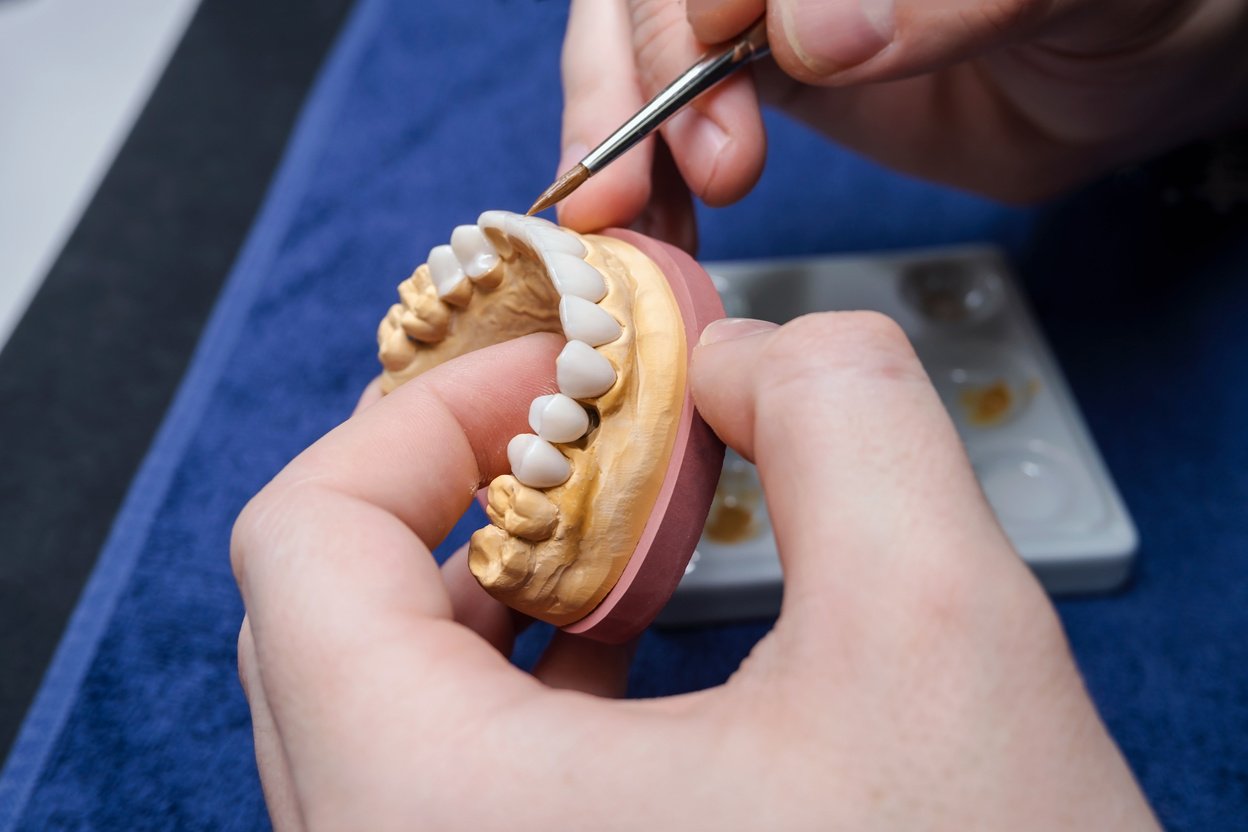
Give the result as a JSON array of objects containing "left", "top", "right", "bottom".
[{"left": 230, "top": 485, "right": 289, "bottom": 589}]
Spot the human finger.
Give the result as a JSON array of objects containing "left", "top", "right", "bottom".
[
  {"left": 235, "top": 333, "right": 563, "bottom": 584},
  {"left": 231, "top": 336, "right": 563, "bottom": 740},
  {"left": 690, "top": 314, "right": 1024, "bottom": 619},
  {"left": 441, "top": 543, "right": 532, "bottom": 656},
  {"left": 686, "top": 0, "right": 765, "bottom": 44},
  {"left": 630, "top": 0, "right": 766, "bottom": 207},
  {"left": 238, "top": 618, "right": 305, "bottom": 831},
  {"left": 763, "top": 0, "right": 1196, "bottom": 86},
  {"left": 533, "top": 631, "right": 635, "bottom": 698},
  {"left": 352, "top": 377, "right": 384, "bottom": 415},
  {"left": 558, "top": 0, "right": 655, "bottom": 232},
  {"left": 628, "top": 138, "right": 698, "bottom": 253}
]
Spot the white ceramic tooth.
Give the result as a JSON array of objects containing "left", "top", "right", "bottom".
[
  {"left": 559, "top": 295, "right": 621, "bottom": 346},
  {"left": 507, "top": 434, "right": 572, "bottom": 488},
  {"left": 544, "top": 251, "right": 607, "bottom": 301},
  {"left": 556, "top": 340, "right": 617, "bottom": 399},
  {"left": 526, "top": 225, "right": 587, "bottom": 257},
  {"left": 528, "top": 394, "right": 590, "bottom": 443},
  {"left": 477, "top": 210, "right": 513, "bottom": 233},
  {"left": 427, "top": 244, "right": 468, "bottom": 299},
  {"left": 450, "top": 224, "right": 499, "bottom": 279},
  {"left": 503, "top": 213, "right": 533, "bottom": 239}
]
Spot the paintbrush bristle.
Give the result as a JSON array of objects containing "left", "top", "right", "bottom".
[{"left": 527, "top": 164, "right": 590, "bottom": 216}]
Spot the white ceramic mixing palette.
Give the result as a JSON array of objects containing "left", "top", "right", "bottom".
[{"left": 658, "top": 246, "right": 1138, "bottom": 626}]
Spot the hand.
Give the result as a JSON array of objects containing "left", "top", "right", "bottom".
[
  {"left": 232, "top": 317, "right": 1157, "bottom": 830},
  {"left": 557, "top": 0, "right": 1248, "bottom": 242}
]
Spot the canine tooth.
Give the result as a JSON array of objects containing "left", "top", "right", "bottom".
[
  {"left": 528, "top": 394, "right": 590, "bottom": 443},
  {"left": 560, "top": 296, "right": 621, "bottom": 346},
  {"left": 378, "top": 324, "right": 416, "bottom": 371},
  {"left": 450, "top": 224, "right": 500, "bottom": 280},
  {"left": 486, "top": 474, "right": 559, "bottom": 541},
  {"left": 428, "top": 245, "right": 472, "bottom": 306},
  {"left": 507, "top": 434, "right": 572, "bottom": 488},
  {"left": 556, "top": 340, "right": 617, "bottom": 399},
  {"left": 527, "top": 225, "right": 587, "bottom": 258},
  {"left": 476, "top": 210, "right": 516, "bottom": 258},
  {"left": 544, "top": 251, "right": 607, "bottom": 301},
  {"left": 477, "top": 210, "right": 512, "bottom": 233}
]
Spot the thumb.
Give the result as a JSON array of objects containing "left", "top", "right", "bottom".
[
  {"left": 690, "top": 313, "right": 1021, "bottom": 617},
  {"left": 762, "top": 0, "right": 1180, "bottom": 85}
]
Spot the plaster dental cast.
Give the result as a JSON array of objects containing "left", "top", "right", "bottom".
[{"left": 377, "top": 211, "right": 723, "bottom": 640}]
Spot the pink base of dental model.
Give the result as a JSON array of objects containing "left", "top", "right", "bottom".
[{"left": 560, "top": 229, "right": 725, "bottom": 643}]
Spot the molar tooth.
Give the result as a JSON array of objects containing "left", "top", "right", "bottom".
[
  {"left": 507, "top": 434, "right": 572, "bottom": 488},
  {"left": 400, "top": 308, "right": 446, "bottom": 343},
  {"left": 528, "top": 394, "right": 590, "bottom": 443},
  {"left": 526, "top": 225, "right": 587, "bottom": 258},
  {"left": 427, "top": 244, "right": 472, "bottom": 306},
  {"left": 468, "top": 525, "right": 533, "bottom": 591},
  {"left": 450, "top": 224, "right": 501, "bottom": 283},
  {"left": 395, "top": 271, "right": 450, "bottom": 342},
  {"left": 559, "top": 295, "right": 622, "bottom": 346},
  {"left": 378, "top": 324, "right": 416, "bottom": 371},
  {"left": 486, "top": 474, "right": 559, "bottom": 541},
  {"left": 377, "top": 303, "right": 401, "bottom": 347},
  {"left": 556, "top": 340, "right": 617, "bottom": 399},
  {"left": 544, "top": 251, "right": 607, "bottom": 301}
]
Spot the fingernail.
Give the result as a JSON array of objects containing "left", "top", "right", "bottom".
[
  {"left": 558, "top": 141, "right": 588, "bottom": 175},
  {"left": 784, "top": 0, "right": 894, "bottom": 74},
  {"left": 699, "top": 317, "right": 778, "bottom": 346}
]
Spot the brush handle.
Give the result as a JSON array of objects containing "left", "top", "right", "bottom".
[{"left": 580, "top": 19, "right": 770, "bottom": 175}]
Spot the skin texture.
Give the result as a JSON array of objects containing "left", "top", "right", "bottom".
[
  {"left": 232, "top": 314, "right": 1160, "bottom": 830},
  {"left": 556, "top": 0, "right": 1248, "bottom": 247}
]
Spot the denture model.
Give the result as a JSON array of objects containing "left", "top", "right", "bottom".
[{"left": 376, "top": 211, "right": 725, "bottom": 642}]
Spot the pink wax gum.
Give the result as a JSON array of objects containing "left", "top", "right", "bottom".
[{"left": 561, "top": 229, "right": 726, "bottom": 643}]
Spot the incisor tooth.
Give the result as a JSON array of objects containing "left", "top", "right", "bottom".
[
  {"left": 560, "top": 295, "right": 622, "bottom": 346},
  {"left": 528, "top": 394, "right": 590, "bottom": 443},
  {"left": 486, "top": 475, "right": 559, "bottom": 541},
  {"left": 544, "top": 251, "right": 607, "bottom": 302},
  {"left": 556, "top": 340, "right": 616, "bottom": 399},
  {"left": 450, "top": 224, "right": 501, "bottom": 282},
  {"left": 507, "top": 434, "right": 572, "bottom": 488},
  {"left": 428, "top": 245, "right": 472, "bottom": 306},
  {"left": 527, "top": 225, "right": 587, "bottom": 258}
]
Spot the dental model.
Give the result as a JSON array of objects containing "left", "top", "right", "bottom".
[{"left": 376, "top": 211, "right": 724, "bottom": 642}]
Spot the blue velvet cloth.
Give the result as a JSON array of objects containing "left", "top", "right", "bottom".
[{"left": 3, "top": 0, "right": 1246, "bottom": 828}]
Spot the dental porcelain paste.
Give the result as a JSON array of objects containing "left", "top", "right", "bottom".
[{"left": 376, "top": 213, "right": 724, "bottom": 642}]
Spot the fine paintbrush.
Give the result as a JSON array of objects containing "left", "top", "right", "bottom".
[{"left": 527, "top": 18, "right": 770, "bottom": 216}]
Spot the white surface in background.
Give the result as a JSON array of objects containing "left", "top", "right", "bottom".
[{"left": 0, "top": 0, "right": 202, "bottom": 354}]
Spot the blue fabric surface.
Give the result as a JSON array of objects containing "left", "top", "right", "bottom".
[{"left": 2, "top": 0, "right": 1246, "bottom": 828}]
